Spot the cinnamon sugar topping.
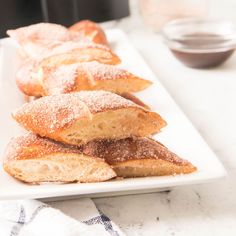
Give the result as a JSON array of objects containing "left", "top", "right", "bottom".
[
  {"left": 13, "top": 93, "right": 91, "bottom": 134},
  {"left": 79, "top": 61, "right": 131, "bottom": 81},
  {"left": 5, "top": 133, "right": 190, "bottom": 168},
  {"left": 43, "top": 64, "right": 79, "bottom": 94},
  {"left": 13, "top": 91, "right": 138, "bottom": 134},
  {"left": 73, "top": 90, "right": 138, "bottom": 113},
  {"left": 42, "top": 62, "right": 133, "bottom": 94},
  {"left": 83, "top": 137, "right": 191, "bottom": 166}
]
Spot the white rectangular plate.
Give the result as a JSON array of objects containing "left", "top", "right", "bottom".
[{"left": 0, "top": 29, "right": 226, "bottom": 200}]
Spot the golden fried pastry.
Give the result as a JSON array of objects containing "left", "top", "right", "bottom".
[
  {"left": 7, "top": 22, "right": 118, "bottom": 62},
  {"left": 7, "top": 23, "right": 83, "bottom": 58},
  {"left": 83, "top": 137, "right": 197, "bottom": 177},
  {"left": 13, "top": 91, "right": 167, "bottom": 146},
  {"left": 3, "top": 133, "right": 196, "bottom": 183},
  {"left": 16, "top": 62, "right": 151, "bottom": 105},
  {"left": 36, "top": 61, "right": 151, "bottom": 95},
  {"left": 15, "top": 45, "right": 121, "bottom": 97},
  {"left": 69, "top": 20, "right": 109, "bottom": 46},
  {"left": 3, "top": 133, "right": 116, "bottom": 183}
]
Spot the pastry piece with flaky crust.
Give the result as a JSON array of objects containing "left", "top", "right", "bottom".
[
  {"left": 83, "top": 137, "right": 197, "bottom": 177},
  {"left": 69, "top": 20, "right": 109, "bottom": 46},
  {"left": 16, "top": 52, "right": 121, "bottom": 97},
  {"left": 15, "top": 66, "right": 151, "bottom": 108},
  {"left": 3, "top": 133, "right": 196, "bottom": 183},
  {"left": 3, "top": 133, "right": 116, "bottom": 183},
  {"left": 15, "top": 63, "right": 151, "bottom": 107},
  {"left": 13, "top": 91, "right": 167, "bottom": 145},
  {"left": 37, "top": 61, "right": 152, "bottom": 95}
]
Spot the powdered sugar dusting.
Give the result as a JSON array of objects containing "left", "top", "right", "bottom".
[
  {"left": 80, "top": 61, "right": 131, "bottom": 81},
  {"left": 15, "top": 60, "right": 44, "bottom": 96},
  {"left": 7, "top": 22, "right": 111, "bottom": 61},
  {"left": 13, "top": 93, "right": 91, "bottom": 134},
  {"left": 7, "top": 23, "right": 70, "bottom": 43},
  {"left": 4, "top": 133, "right": 83, "bottom": 162},
  {"left": 7, "top": 22, "right": 91, "bottom": 45},
  {"left": 16, "top": 60, "right": 35, "bottom": 85},
  {"left": 43, "top": 64, "right": 79, "bottom": 94},
  {"left": 74, "top": 90, "right": 138, "bottom": 113},
  {"left": 42, "top": 62, "right": 135, "bottom": 95},
  {"left": 50, "top": 40, "right": 110, "bottom": 55}
]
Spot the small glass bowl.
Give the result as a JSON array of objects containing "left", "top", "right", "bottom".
[{"left": 161, "top": 18, "right": 236, "bottom": 68}]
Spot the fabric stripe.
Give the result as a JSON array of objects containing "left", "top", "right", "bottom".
[
  {"left": 10, "top": 205, "right": 26, "bottom": 236},
  {"left": 84, "top": 210, "right": 120, "bottom": 236},
  {"left": 26, "top": 204, "right": 49, "bottom": 224},
  {"left": 9, "top": 204, "right": 49, "bottom": 236},
  {"left": 98, "top": 210, "right": 120, "bottom": 236}
]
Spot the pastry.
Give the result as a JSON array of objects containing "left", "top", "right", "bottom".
[
  {"left": 83, "top": 137, "right": 197, "bottom": 177},
  {"left": 13, "top": 91, "right": 167, "bottom": 145},
  {"left": 16, "top": 52, "right": 121, "bottom": 97},
  {"left": 3, "top": 133, "right": 196, "bottom": 183},
  {"left": 7, "top": 22, "right": 120, "bottom": 63},
  {"left": 69, "top": 20, "right": 109, "bottom": 46},
  {"left": 4, "top": 22, "right": 196, "bottom": 186},
  {"left": 15, "top": 62, "right": 150, "bottom": 107},
  {"left": 35, "top": 61, "right": 152, "bottom": 95},
  {"left": 3, "top": 133, "right": 116, "bottom": 183}
]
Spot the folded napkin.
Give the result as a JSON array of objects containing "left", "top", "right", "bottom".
[{"left": 0, "top": 198, "right": 124, "bottom": 236}]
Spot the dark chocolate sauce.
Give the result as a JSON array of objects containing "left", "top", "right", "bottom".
[{"left": 170, "top": 33, "right": 235, "bottom": 68}]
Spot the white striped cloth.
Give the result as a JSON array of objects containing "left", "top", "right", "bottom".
[{"left": 0, "top": 198, "right": 125, "bottom": 236}]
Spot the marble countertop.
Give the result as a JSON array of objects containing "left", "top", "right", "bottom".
[{"left": 52, "top": 8, "right": 236, "bottom": 236}]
